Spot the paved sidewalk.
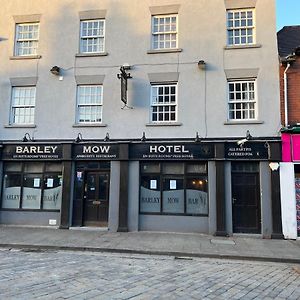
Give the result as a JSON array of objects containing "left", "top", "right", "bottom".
[{"left": 0, "top": 226, "right": 299, "bottom": 264}]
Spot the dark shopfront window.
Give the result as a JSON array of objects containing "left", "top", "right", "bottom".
[
  {"left": 140, "top": 162, "right": 208, "bottom": 216},
  {"left": 1, "top": 162, "right": 62, "bottom": 211}
]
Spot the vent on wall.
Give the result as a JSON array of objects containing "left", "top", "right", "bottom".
[{"left": 49, "top": 219, "right": 57, "bottom": 226}]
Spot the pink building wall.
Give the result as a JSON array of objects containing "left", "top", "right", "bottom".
[{"left": 282, "top": 133, "right": 300, "bottom": 162}]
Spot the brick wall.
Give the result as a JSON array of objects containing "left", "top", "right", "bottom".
[{"left": 280, "top": 56, "right": 300, "bottom": 126}]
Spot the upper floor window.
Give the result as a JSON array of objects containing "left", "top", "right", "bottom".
[
  {"left": 76, "top": 85, "right": 103, "bottom": 123},
  {"left": 11, "top": 86, "right": 36, "bottom": 125},
  {"left": 227, "top": 9, "right": 254, "bottom": 46},
  {"left": 80, "top": 20, "right": 105, "bottom": 53},
  {"left": 151, "top": 84, "right": 177, "bottom": 122},
  {"left": 228, "top": 80, "right": 256, "bottom": 121},
  {"left": 15, "top": 23, "right": 39, "bottom": 56},
  {"left": 152, "top": 15, "right": 178, "bottom": 50}
]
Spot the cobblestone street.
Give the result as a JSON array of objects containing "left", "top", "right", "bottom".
[{"left": 0, "top": 248, "right": 299, "bottom": 299}]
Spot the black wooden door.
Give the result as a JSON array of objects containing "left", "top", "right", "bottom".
[
  {"left": 83, "top": 172, "right": 110, "bottom": 227},
  {"left": 232, "top": 173, "right": 261, "bottom": 233}
]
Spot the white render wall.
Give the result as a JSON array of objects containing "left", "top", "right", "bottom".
[
  {"left": 280, "top": 163, "right": 298, "bottom": 240},
  {"left": 0, "top": 0, "right": 280, "bottom": 141}
]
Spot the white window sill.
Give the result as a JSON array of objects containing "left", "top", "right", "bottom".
[
  {"left": 224, "top": 44, "right": 262, "bottom": 50},
  {"left": 73, "top": 123, "right": 107, "bottom": 127},
  {"left": 10, "top": 55, "right": 42, "bottom": 60},
  {"left": 4, "top": 124, "right": 37, "bottom": 128},
  {"left": 75, "top": 52, "right": 108, "bottom": 57},
  {"left": 147, "top": 48, "right": 183, "bottom": 54},
  {"left": 224, "top": 120, "right": 264, "bottom": 125},
  {"left": 146, "top": 122, "right": 182, "bottom": 126}
]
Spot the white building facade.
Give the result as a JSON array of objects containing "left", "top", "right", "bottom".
[{"left": 0, "top": 0, "right": 282, "bottom": 238}]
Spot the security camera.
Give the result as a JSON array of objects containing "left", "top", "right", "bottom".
[{"left": 237, "top": 138, "right": 248, "bottom": 146}]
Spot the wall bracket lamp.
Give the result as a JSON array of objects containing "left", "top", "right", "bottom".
[
  {"left": 237, "top": 130, "right": 252, "bottom": 147},
  {"left": 50, "top": 66, "right": 60, "bottom": 75},
  {"left": 195, "top": 132, "right": 201, "bottom": 142},
  {"left": 22, "top": 132, "right": 33, "bottom": 142},
  {"left": 104, "top": 132, "right": 110, "bottom": 142},
  {"left": 141, "top": 132, "right": 146, "bottom": 142},
  {"left": 198, "top": 60, "right": 206, "bottom": 70},
  {"left": 75, "top": 133, "right": 83, "bottom": 143}
]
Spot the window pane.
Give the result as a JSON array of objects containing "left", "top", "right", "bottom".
[
  {"left": 227, "top": 9, "right": 254, "bottom": 45},
  {"left": 162, "top": 177, "right": 184, "bottom": 213},
  {"left": 162, "top": 163, "right": 184, "bottom": 174},
  {"left": 80, "top": 20, "right": 105, "bottom": 53},
  {"left": 24, "top": 163, "right": 43, "bottom": 173},
  {"left": 11, "top": 87, "right": 36, "bottom": 124},
  {"left": 1, "top": 174, "right": 21, "bottom": 209},
  {"left": 140, "top": 175, "right": 161, "bottom": 213},
  {"left": 16, "top": 23, "right": 39, "bottom": 56},
  {"left": 186, "top": 177, "right": 208, "bottom": 215},
  {"left": 43, "top": 174, "right": 62, "bottom": 210},
  {"left": 86, "top": 174, "right": 96, "bottom": 199},
  {"left": 228, "top": 81, "right": 256, "bottom": 120},
  {"left": 77, "top": 85, "right": 103, "bottom": 123},
  {"left": 186, "top": 164, "right": 207, "bottom": 174},
  {"left": 152, "top": 15, "right": 177, "bottom": 49},
  {"left": 74, "top": 170, "right": 84, "bottom": 200},
  {"left": 22, "top": 174, "right": 42, "bottom": 209},
  {"left": 151, "top": 84, "right": 177, "bottom": 122},
  {"left": 4, "top": 163, "right": 22, "bottom": 172},
  {"left": 45, "top": 163, "right": 62, "bottom": 172},
  {"left": 141, "top": 163, "right": 160, "bottom": 173}
]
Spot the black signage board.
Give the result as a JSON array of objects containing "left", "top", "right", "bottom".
[
  {"left": 225, "top": 142, "right": 269, "bottom": 160},
  {"left": 121, "top": 75, "right": 127, "bottom": 105},
  {"left": 2, "top": 144, "right": 63, "bottom": 160},
  {"left": 130, "top": 143, "right": 214, "bottom": 160},
  {"left": 73, "top": 144, "right": 119, "bottom": 160},
  {"left": 118, "top": 67, "right": 131, "bottom": 105}
]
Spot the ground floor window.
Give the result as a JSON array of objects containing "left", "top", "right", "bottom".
[
  {"left": 1, "top": 162, "right": 62, "bottom": 210},
  {"left": 140, "top": 162, "right": 208, "bottom": 216}
]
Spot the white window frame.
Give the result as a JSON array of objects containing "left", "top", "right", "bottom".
[
  {"left": 152, "top": 14, "right": 178, "bottom": 50},
  {"left": 76, "top": 85, "right": 103, "bottom": 124},
  {"left": 228, "top": 80, "right": 257, "bottom": 121},
  {"left": 150, "top": 84, "right": 178, "bottom": 123},
  {"left": 227, "top": 9, "right": 255, "bottom": 46},
  {"left": 15, "top": 23, "right": 39, "bottom": 56},
  {"left": 80, "top": 19, "right": 105, "bottom": 54},
  {"left": 10, "top": 86, "right": 36, "bottom": 125}
]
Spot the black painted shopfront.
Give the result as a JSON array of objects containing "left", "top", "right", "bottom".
[
  {"left": 0, "top": 140, "right": 283, "bottom": 237},
  {"left": 0, "top": 143, "right": 72, "bottom": 227},
  {"left": 71, "top": 143, "right": 122, "bottom": 228},
  {"left": 225, "top": 143, "right": 268, "bottom": 234},
  {"left": 128, "top": 140, "right": 282, "bottom": 237},
  {"left": 130, "top": 143, "right": 214, "bottom": 220}
]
